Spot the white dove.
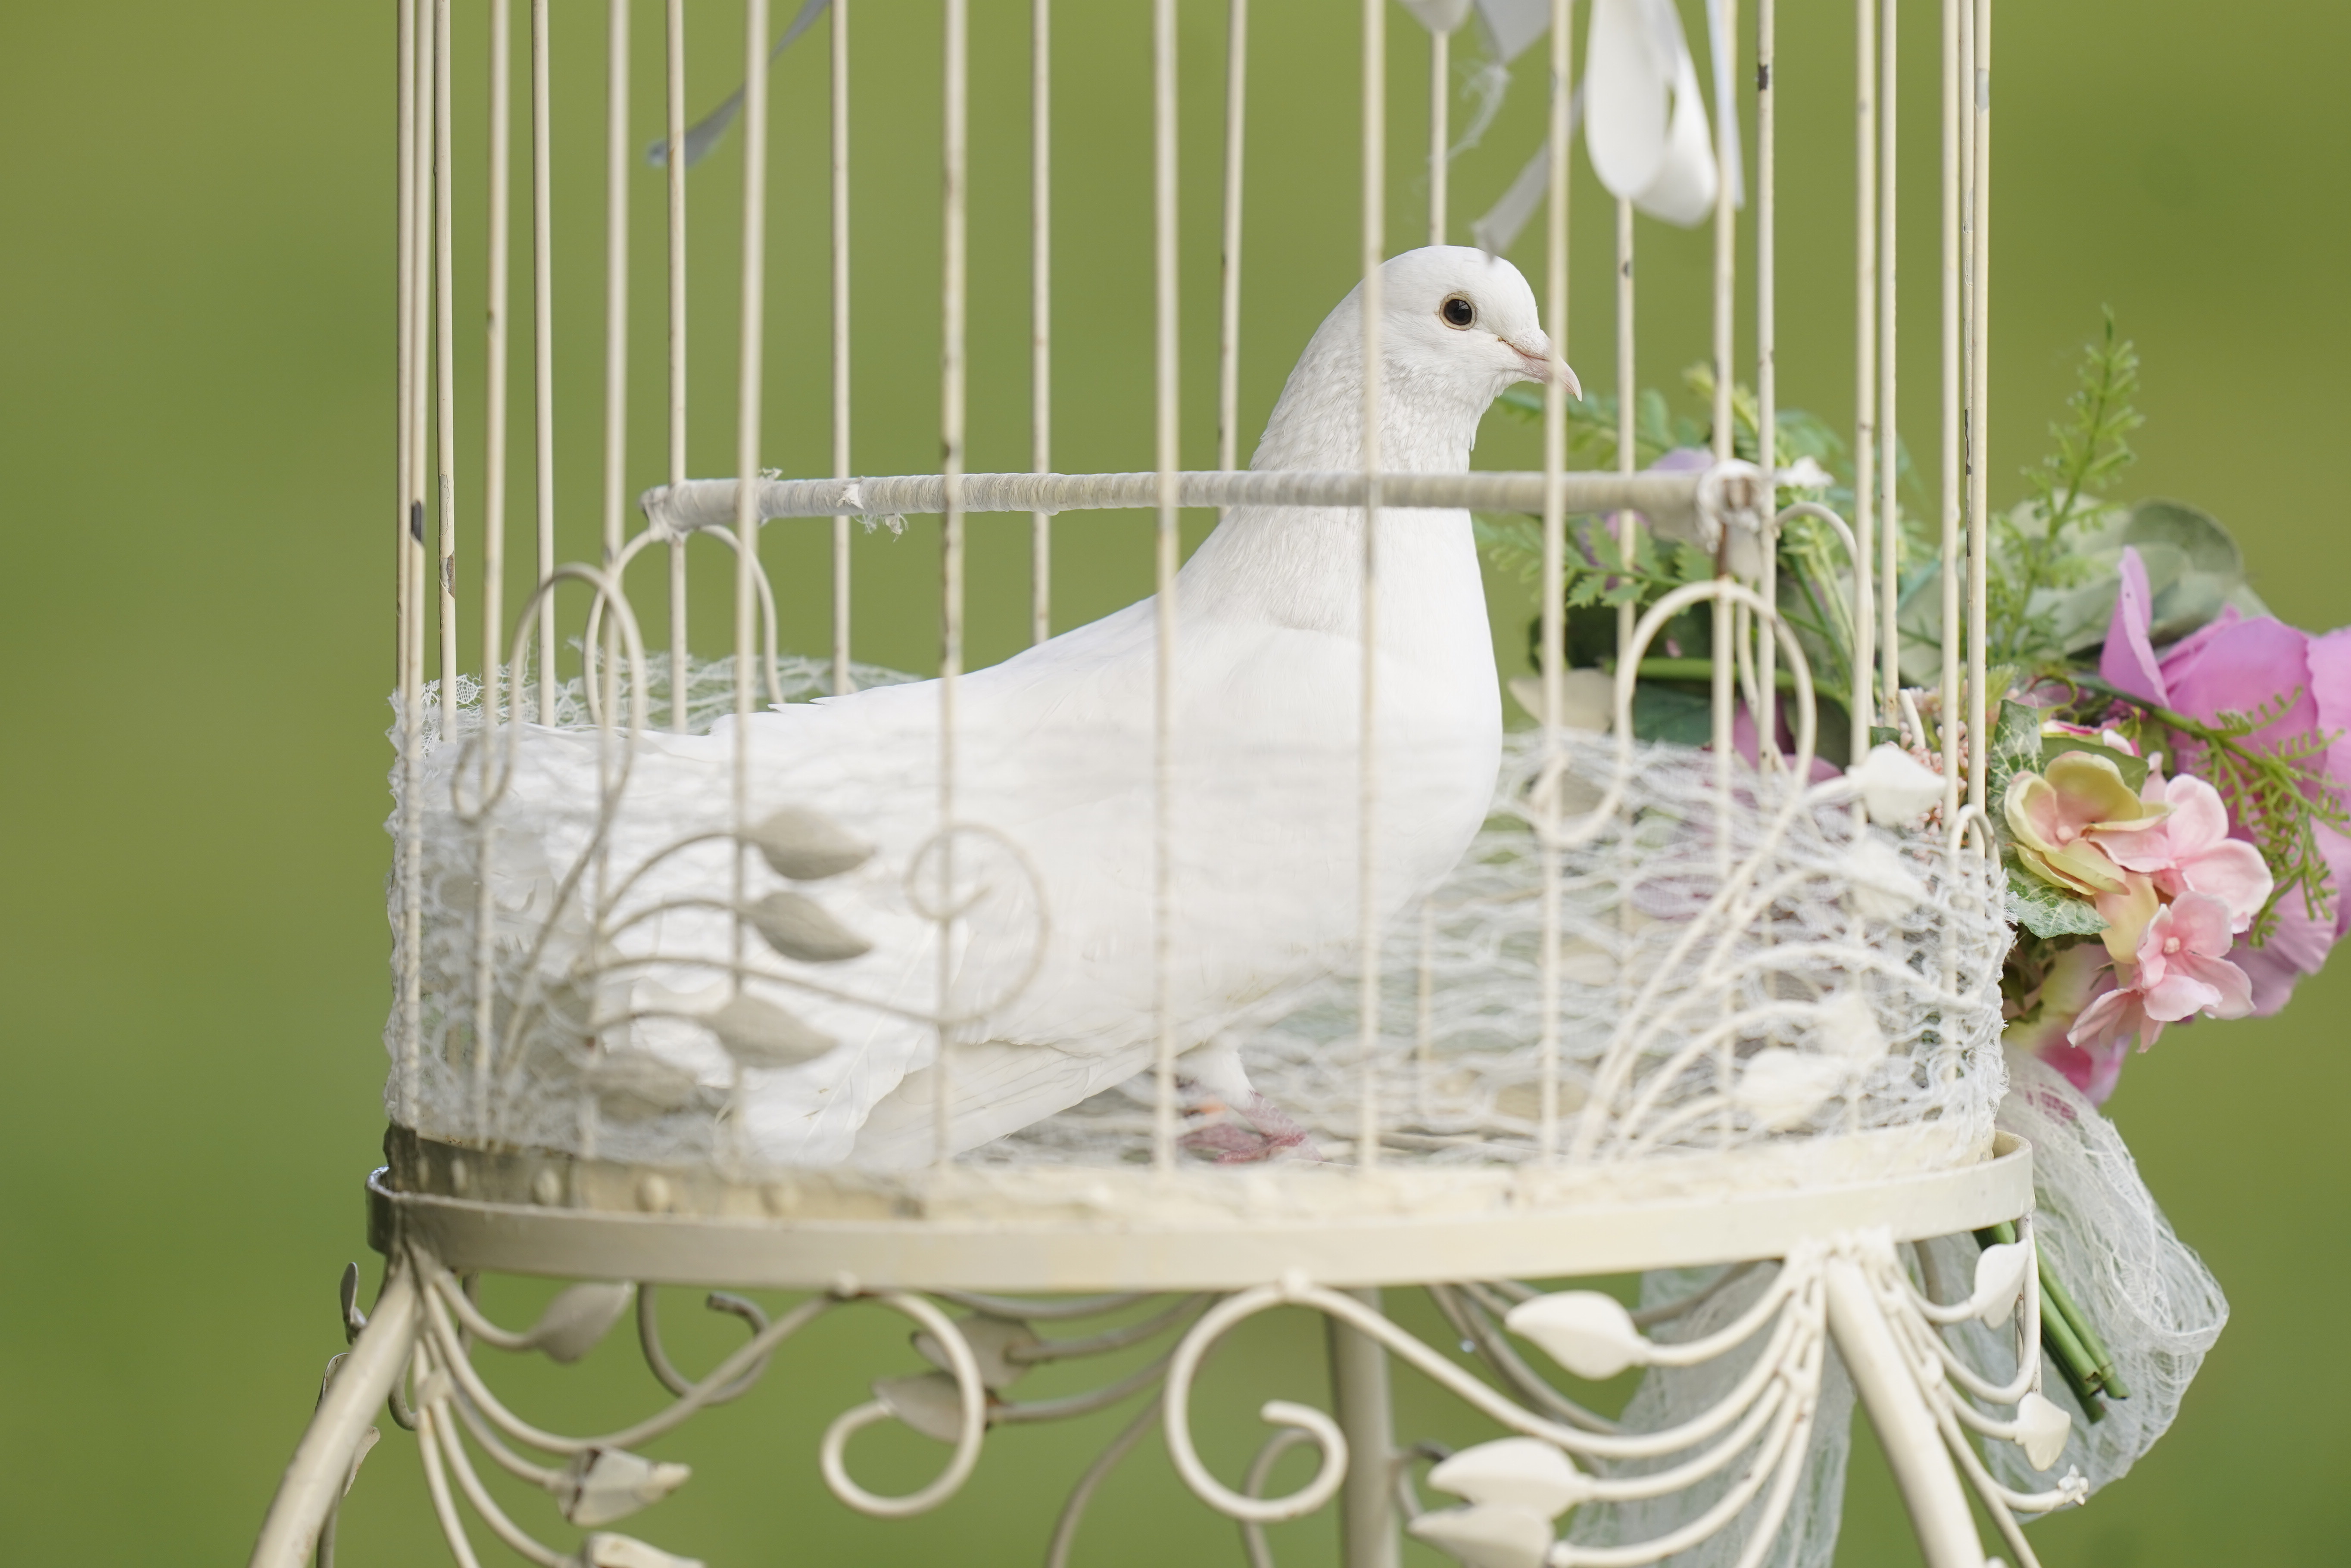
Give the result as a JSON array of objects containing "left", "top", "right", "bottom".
[{"left": 457, "top": 246, "right": 1575, "bottom": 1169}]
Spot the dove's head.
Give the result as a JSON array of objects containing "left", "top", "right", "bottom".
[
  {"left": 1253, "top": 246, "right": 1581, "bottom": 473},
  {"left": 1379, "top": 246, "right": 1578, "bottom": 403}
]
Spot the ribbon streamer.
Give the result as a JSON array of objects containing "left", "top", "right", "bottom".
[{"left": 645, "top": 0, "right": 831, "bottom": 170}]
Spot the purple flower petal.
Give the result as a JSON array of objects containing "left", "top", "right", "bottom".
[{"left": 2099, "top": 547, "right": 2169, "bottom": 704}]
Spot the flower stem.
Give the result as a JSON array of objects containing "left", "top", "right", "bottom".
[{"left": 1977, "top": 1224, "right": 2114, "bottom": 1414}]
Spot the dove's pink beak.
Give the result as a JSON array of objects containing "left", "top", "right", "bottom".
[{"left": 1506, "top": 336, "right": 1582, "bottom": 400}]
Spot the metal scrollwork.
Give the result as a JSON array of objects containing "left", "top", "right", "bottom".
[{"left": 278, "top": 1220, "right": 2084, "bottom": 1568}]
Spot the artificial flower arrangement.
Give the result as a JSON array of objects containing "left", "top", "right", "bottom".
[{"left": 1483, "top": 315, "right": 2348, "bottom": 1423}]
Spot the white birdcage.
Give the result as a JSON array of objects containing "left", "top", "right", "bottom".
[{"left": 246, "top": 3, "right": 2220, "bottom": 1566}]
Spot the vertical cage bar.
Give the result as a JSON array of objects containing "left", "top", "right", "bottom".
[
  {"left": 1877, "top": 0, "right": 1901, "bottom": 713},
  {"left": 476, "top": 0, "right": 514, "bottom": 1130},
  {"left": 937, "top": 0, "right": 970, "bottom": 1164},
  {"left": 603, "top": 0, "right": 631, "bottom": 729},
  {"left": 434, "top": 0, "right": 459, "bottom": 741},
  {"left": 1708, "top": 0, "right": 1740, "bottom": 1159},
  {"left": 668, "top": 0, "right": 691, "bottom": 730},
  {"left": 1966, "top": 0, "right": 1990, "bottom": 812},
  {"left": 408, "top": 0, "right": 433, "bottom": 751},
  {"left": 1709, "top": 0, "right": 1739, "bottom": 812},
  {"left": 734, "top": 0, "right": 772, "bottom": 1008},
  {"left": 1753, "top": 0, "right": 1774, "bottom": 753},
  {"left": 1941, "top": 0, "right": 1967, "bottom": 815},
  {"left": 1355, "top": 0, "right": 1386, "bottom": 1172},
  {"left": 1850, "top": 0, "right": 1877, "bottom": 766},
  {"left": 485, "top": 0, "right": 512, "bottom": 736},
  {"left": 835, "top": 0, "right": 857, "bottom": 687},
  {"left": 1427, "top": 25, "right": 1447, "bottom": 246},
  {"left": 404, "top": 0, "right": 435, "bottom": 1120},
  {"left": 1615, "top": 199, "right": 1635, "bottom": 658},
  {"left": 394, "top": 0, "right": 422, "bottom": 1123},
  {"left": 1030, "top": 0, "right": 1053, "bottom": 644},
  {"left": 532, "top": 0, "right": 558, "bottom": 722},
  {"left": 1536, "top": 0, "right": 1572, "bottom": 1164},
  {"left": 1151, "top": 0, "right": 1182, "bottom": 1173},
  {"left": 397, "top": 0, "right": 417, "bottom": 704},
  {"left": 1216, "top": 0, "right": 1247, "bottom": 478}
]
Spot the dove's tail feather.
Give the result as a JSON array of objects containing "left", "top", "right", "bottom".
[{"left": 847, "top": 1035, "right": 1164, "bottom": 1169}]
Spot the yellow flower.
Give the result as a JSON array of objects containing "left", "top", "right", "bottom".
[{"left": 2002, "top": 752, "right": 2169, "bottom": 899}]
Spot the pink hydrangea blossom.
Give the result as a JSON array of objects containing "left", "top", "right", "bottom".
[
  {"left": 2099, "top": 546, "right": 2351, "bottom": 1011},
  {"left": 2091, "top": 772, "right": 2274, "bottom": 932},
  {"left": 2009, "top": 945, "right": 2127, "bottom": 1104},
  {"left": 2067, "top": 892, "right": 2253, "bottom": 1059}
]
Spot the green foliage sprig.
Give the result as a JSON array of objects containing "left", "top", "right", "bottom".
[
  {"left": 1986, "top": 310, "right": 2145, "bottom": 667},
  {"left": 2076, "top": 676, "right": 2351, "bottom": 944}
]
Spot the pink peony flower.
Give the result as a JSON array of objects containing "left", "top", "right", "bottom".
[
  {"left": 2092, "top": 773, "right": 2275, "bottom": 932},
  {"left": 2068, "top": 892, "right": 2254, "bottom": 1059},
  {"left": 2099, "top": 545, "right": 2351, "bottom": 1010}
]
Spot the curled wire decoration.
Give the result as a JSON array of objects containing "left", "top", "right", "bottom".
[
  {"left": 309, "top": 1232, "right": 2067, "bottom": 1568},
  {"left": 1529, "top": 572, "right": 1820, "bottom": 855},
  {"left": 901, "top": 821, "right": 1054, "bottom": 1024},
  {"left": 815, "top": 1291, "right": 991, "bottom": 1516},
  {"left": 575, "top": 821, "right": 1049, "bottom": 1030},
  {"left": 582, "top": 522, "right": 789, "bottom": 721},
  {"left": 348, "top": 1259, "right": 1261, "bottom": 1564},
  {"left": 449, "top": 562, "right": 649, "bottom": 828},
  {"left": 636, "top": 1286, "right": 772, "bottom": 1403},
  {"left": 1144, "top": 1238, "right": 2075, "bottom": 1568}
]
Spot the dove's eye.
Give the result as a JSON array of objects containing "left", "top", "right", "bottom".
[{"left": 1439, "top": 294, "right": 1477, "bottom": 330}]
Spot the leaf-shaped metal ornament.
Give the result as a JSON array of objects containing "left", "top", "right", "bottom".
[
  {"left": 873, "top": 1372, "right": 979, "bottom": 1444},
  {"left": 1849, "top": 743, "right": 1946, "bottom": 827},
  {"left": 742, "top": 806, "right": 873, "bottom": 881},
  {"left": 747, "top": 890, "right": 873, "bottom": 963},
  {"left": 1841, "top": 835, "right": 1928, "bottom": 922},
  {"left": 571, "top": 1533, "right": 705, "bottom": 1568},
  {"left": 1407, "top": 1503, "right": 1556, "bottom": 1568},
  {"left": 912, "top": 1316, "right": 1040, "bottom": 1392},
  {"left": 582, "top": 1052, "right": 712, "bottom": 1120},
  {"left": 531, "top": 1282, "right": 637, "bottom": 1363},
  {"left": 1973, "top": 1241, "right": 2033, "bottom": 1328},
  {"left": 1427, "top": 1437, "right": 1590, "bottom": 1519},
  {"left": 1736, "top": 1048, "right": 1849, "bottom": 1131},
  {"left": 2014, "top": 1390, "right": 2073, "bottom": 1472},
  {"left": 702, "top": 994, "right": 836, "bottom": 1069},
  {"left": 555, "top": 1448, "right": 693, "bottom": 1528},
  {"left": 1814, "top": 990, "right": 1891, "bottom": 1064},
  {"left": 1505, "top": 1291, "right": 1649, "bottom": 1381}
]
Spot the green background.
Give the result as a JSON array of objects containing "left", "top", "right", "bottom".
[{"left": 2, "top": 0, "right": 2345, "bottom": 1562}]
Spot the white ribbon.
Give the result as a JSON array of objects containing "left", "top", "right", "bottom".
[{"left": 1584, "top": 0, "right": 1716, "bottom": 226}]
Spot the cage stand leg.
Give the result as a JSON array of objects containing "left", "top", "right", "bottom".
[
  {"left": 249, "top": 1260, "right": 422, "bottom": 1568},
  {"left": 1327, "top": 1286, "right": 1400, "bottom": 1568},
  {"left": 1823, "top": 1256, "right": 1986, "bottom": 1568}
]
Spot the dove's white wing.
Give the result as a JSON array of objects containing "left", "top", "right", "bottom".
[{"left": 468, "top": 502, "right": 1499, "bottom": 1168}]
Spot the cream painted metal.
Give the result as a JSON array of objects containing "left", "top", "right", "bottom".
[
  {"left": 258, "top": 1157, "right": 2064, "bottom": 1568},
  {"left": 259, "top": 0, "right": 2041, "bottom": 1564},
  {"left": 367, "top": 1130, "right": 2032, "bottom": 1294}
]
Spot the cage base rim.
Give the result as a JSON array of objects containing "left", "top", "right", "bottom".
[{"left": 370, "top": 1126, "right": 2031, "bottom": 1291}]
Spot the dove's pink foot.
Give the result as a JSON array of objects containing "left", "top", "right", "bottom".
[{"left": 1179, "top": 1092, "right": 1320, "bottom": 1164}]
